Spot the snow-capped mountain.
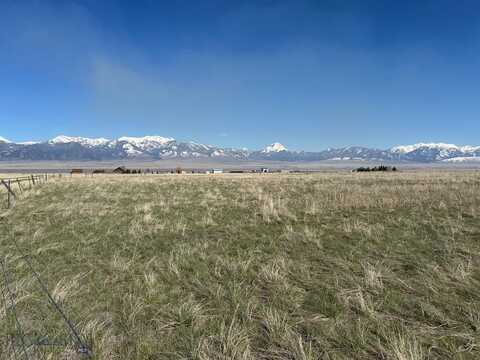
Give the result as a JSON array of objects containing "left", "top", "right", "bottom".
[
  {"left": 391, "top": 142, "right": 480, "bottom": 154},
  {"left": 0, "top": 136, "right": 478, "bottom": 163},
  {"left": 117, "top": 136, "right": 175, "bottom": 150},
  {"left": 49, "top": 135, "right": 110, "bottom": 147},
  {"left": 262, "top": 143, "right": 287, "bottom": 153},
  {"left": 0, "top": 135, "right": 248, "bottom": 161},
  {"left": 390, "top": 143, "right": 480, "bottom": 162}
]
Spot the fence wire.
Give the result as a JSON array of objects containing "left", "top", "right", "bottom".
[{"left": 0, "top": 174, "right": 92, "bottom": 359}]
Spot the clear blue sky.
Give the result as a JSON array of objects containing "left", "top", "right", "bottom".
[{"left": 0, "top": 0, "right": 479, "bottom": 151}]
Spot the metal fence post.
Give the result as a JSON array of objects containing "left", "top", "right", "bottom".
[{"left": 7, "top": 180, "right": 10, "bottom": 208}]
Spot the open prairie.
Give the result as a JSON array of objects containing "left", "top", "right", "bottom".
[
  {"left": 1, "top": 172, "right": 480, "bottom": 359},
  {"left": 0, "top": 160, "right": 480, "bottom": 174}
]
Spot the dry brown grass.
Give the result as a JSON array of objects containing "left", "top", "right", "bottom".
[{"left": 0, "top": 171, "right": 479, "bottom": 359}]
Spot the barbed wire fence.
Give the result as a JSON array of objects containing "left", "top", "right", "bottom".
[
  {"left": 0, "top": 175, "right": 64, "bottom": 209},
  {"left": 0, "top": 174, "right": 93, "bottom": 359},
  {"left": 0, "top": 255, "right": 30, "bottom": 359}
]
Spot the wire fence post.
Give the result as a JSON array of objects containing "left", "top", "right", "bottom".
[
  {"left": 1, "top": 179, "right": 16, "bottom": 209},
  {"left": 1, "top": 174, "right": 60, "bottom": 209}
]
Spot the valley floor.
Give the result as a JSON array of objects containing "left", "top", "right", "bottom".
[
  {"left": 1, "top": 159, "right": 480, "bottom": 174},
  {"left": 0, "top": 172, "right": 480, "bottom": 359}
]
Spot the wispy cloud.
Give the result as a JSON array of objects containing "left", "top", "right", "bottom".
[
  {"left": 2, "top": 1, "right": 479, "bottom": 148},
  {"left": 90, "top": 56, "right": 173, "bottom": 119}
]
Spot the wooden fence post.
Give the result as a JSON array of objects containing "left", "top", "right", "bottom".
[{"left": 1, "top": 179, "right": 16, "bottom": 208}]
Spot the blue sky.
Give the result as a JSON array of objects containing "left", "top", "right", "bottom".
[{"left": 0, "top": 0, "right": 479, "bottom": 151}]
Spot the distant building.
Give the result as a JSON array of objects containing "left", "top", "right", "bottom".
[
  {"left": 208, "top": 169, "right": 223, "bottom": 174},
  {"left": 113, "top": 166, "right": 127, "bottom": 174}
]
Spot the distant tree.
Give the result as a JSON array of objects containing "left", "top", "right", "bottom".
[{"left": 355, "top": 165, "right": 398, "bottom": 172}]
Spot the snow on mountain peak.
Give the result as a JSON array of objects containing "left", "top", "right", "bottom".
[
  {"left": 391, "top": 143, "right": 459, "bottom": 153},
  {"left": 459, "top": 145, "right": 480, "bottom": 152},
  {"left": 263, "top": 142, "right": 287, "bottom": 153},
  {"left": 49, "top": 135, "right": 110, "bottom": 146},
  {"left": 118, "top": 136, "right": 175, "bottom": 149},
  {"left": 391, "top": 142, "right": 480, "bottom": 154},
  {"left": 18, "top": 141, "right": 40, "bottom": 145},
  {"left": 3, "top": 135, "right": 479, "bottom": 162}
]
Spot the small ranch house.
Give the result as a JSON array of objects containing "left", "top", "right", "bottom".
[{"left": 113, "top": 166, "right": 128, "bottom": 174}]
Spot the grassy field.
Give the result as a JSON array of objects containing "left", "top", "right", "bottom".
[{"left": 0, "top": 172, "right": 479, "bottom": 359}]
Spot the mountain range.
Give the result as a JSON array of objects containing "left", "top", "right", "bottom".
[{"left": 0, "top": 135, "right": 479, "bottom": 163}]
